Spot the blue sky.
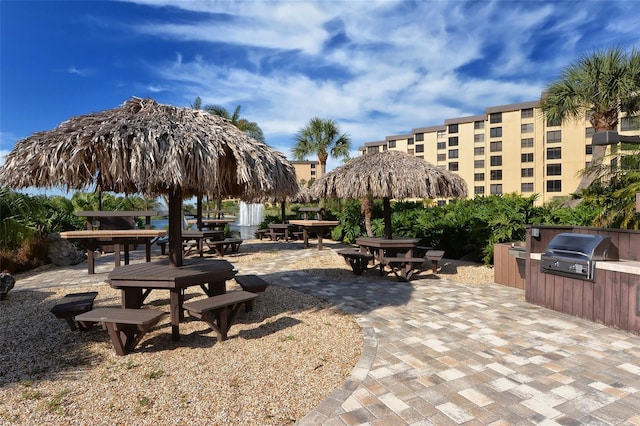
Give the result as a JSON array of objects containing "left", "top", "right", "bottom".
[{"left": 2, "top": 0, "right": 640, "bottom": 191}]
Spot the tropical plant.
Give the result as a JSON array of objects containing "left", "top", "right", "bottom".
[
  {"left": 291, "top": 117, "right": 351, "bottom": 176},
  {"left": 540, "top": 47, "right": 640, "bottom": 199},
  {"left": 192, "top": 97, "right": 265, "bottom": 143}
]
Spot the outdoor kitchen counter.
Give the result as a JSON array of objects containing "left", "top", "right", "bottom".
[{"left": 530, "top": 252, "right": 640, "bottom": 275}]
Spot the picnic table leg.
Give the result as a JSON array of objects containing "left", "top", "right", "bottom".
[
  {"left": 169, "top": 289, "right": 182, "bottom": 341},
  {"left": 317, "top": 227, "right": 325, "bottom": 250},
  {"left": 87, "top": 247, "right": 95, "bottom": 275},
  {"left": 122, "top": 288, "right": 144, "bottom": 309},
  {"left": 302, "top": 228, "right": 309, "bottom": 248}
]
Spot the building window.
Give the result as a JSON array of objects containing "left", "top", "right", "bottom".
[
  {"left": 415, "top": 133, "right": 424, "bottom": 142},
  {"left": 474, "top": 146, "right": 485, "bottom": 156},
  {"left": 490, "top": 155, "right": 502, "bottom": 166},
  {"left": 448, "top": 123, "right": 458, "bottom": 133},
  {"left": 437, "top": 153, "right": 446, "bottom": 161},
  {"left": 310, "top": 164, "right": 316, "bottom": 169},
  {"left": 437, "top": 200, "right": 446, "bottom": 207},
  {"left": 521, "top": 168, "right": 534, "bottom": 177},
  {"left": 490, "top": 112, "right": 502, "bottom": 124},
  {"left": 367, "top": 146, "right": 378, "bottom": 154},
  {"left": 448, "top": 149, "right": 459, "bottom": 159},
  {"left": 547, "top": 147, "right": 562, "bottom": 160},
  {"left": 585, "top": 127, "right": 595, "bottom": 136},
  {"left": 547, "top": 164, "right": 562, "bottom": 176},
  {"left": 383, "top": 145, "right": 388, "bottom": 151},
  {"left": 474, "top": 173, "right": 484, "bottom": 181},
  {"left": 521, "top": 138, "right": 534, "bottom": 148},
  {"left": 490, "top": 184, "right": 503, "bottom": 194},
  {"left": 415, "top": 144, "right": 424, "bottom": 153},
  {"left": 586, "top": 144, "right": 593, "bottom": 155},
  {"left": 621, "top": 116, "right": 640, "bottom": 131},
  {"left": 490, "top": 127, "right": 502, "bottom": 138},
  {"left": 521, "top": 108, "right": 534, "bottom": 118},
  {"left": 547, "top": 130, "right": 562, "bottom": 143},
  {"left": 547, "top": 117, "right": 561, "bottom": 127},
  {"left": 388, "top": 140, "right": 396, "bottom": 148},
  {"left": 521, "top": 123, "right": 534, "bottom": 133},
  {"left": 474, "top": 120, "right": 484, "bottom": 130},
  {"left": 521, "top": 183, "right": 534, "bottom": 192},
  {"left": 448, "top": 136, "right": 459, "bottom": 146},
  {"left": 448, "top": 162, "right": 459, "bottom": 171},
  {"left": 310, "top": 170, "right": 316, "bottom": 176},
  {"left": 475, "top": 186, "right": 485, "bottom": 195},
  {"left": 474, "top": 160, "right": 485, "bottom": 168},
  {"left": 437, "top": 141, "right": 446, "bottom": 150},
  {"left": 490, "top": 170, "right": 502, "bottom": 180},
  {"left": 474, "top": 134, "right": 485, "bottom": 143},
  {"left": 415, "top": 155, "right": 424, "bottom": 159},
  {"left": 490, "top": 141, "right": 502, "bottom": 152},
  {"left": 521, "top": 153, "right": 534, "bottom": 162},
  {"left": 407, "top": 138, "right": 414, "bottom": 145},
  {"left": 437, "top": 130, "right": 446, "bottom": 138},
  {"left": 547, "top": 180, "right": 562, "bottom": 192}
]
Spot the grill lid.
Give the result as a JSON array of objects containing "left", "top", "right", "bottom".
[{"left": 544, "top": 233, "right": 618, "bottom": 261}]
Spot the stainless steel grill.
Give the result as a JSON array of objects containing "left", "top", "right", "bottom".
[{"left": 540, "top": 233, "right": 618, "bottom": 281}]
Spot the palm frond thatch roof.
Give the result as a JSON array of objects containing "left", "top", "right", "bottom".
[
  {"left": 0, "top": 97, "right": 298, "bottom": 200},
  {"left": 311, "top": 150, "right": 467, "bottom": 200}
]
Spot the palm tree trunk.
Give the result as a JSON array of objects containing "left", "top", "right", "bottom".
[{"left": 361, "top": 196, "right": 373, "bottom": 237}]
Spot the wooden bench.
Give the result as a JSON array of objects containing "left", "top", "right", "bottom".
[
  {"left": 234, "top": 275, "right": 270, "bottom": 312},
  {"left": 183, "top": 291, "right": 258, "bottom": 342},
  {"left": 75, "top": 308, "right": 166, "bottom": 356},
  {"left": 256, "top": 229, "right": 269, "bottom": 240},
  {"left": 425, "top": 250, "right": 445, "bottom": 272},
  {"left": 337, "top": 249, "right": 374, "bottom": 275},
  {"left": 50, "top": 291, "right": 99, "bottom": 331},
  {"left": 382, "top": 257, "right": 427, "bottom": 281},
  {"left": 209, "top": 238, "right": 243, "bottom": 256}
]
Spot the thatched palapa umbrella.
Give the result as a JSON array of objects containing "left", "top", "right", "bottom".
[
  {"left": 0, "top": 97, "right": 298, "bottom": 266},
  {"left": 249, "top": 184, "right": 317, "bottom": 223},
  {"left": 311, "top": 150, "right": 467, "bottom": 239}
]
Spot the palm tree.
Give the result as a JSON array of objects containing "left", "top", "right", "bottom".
[
  {"left": 204, "top": 103, "right": 265, "bottom": 143},
  {"left": 540, "top": 47, "right": 640, "bottom": 203},
  {"left": 292, "top": 117, "right": 351, "bottom": 177}
]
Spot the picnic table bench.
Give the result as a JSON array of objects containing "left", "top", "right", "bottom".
[
  {"left": 183, "top": 291, "right": 258, "bottom": 341},
  {"left": 234, "top": 275, "right": 270, "bottom": 312},
  {"left": 50, "top": 291, "right": 99, "bottom": 331},
  {"left": 382, "top": 256, "right": 428, "bottom": 281},
  {"left": 75, "top": 308, "right": 166, "bottom": 356},
  {"left": 383, "top": 249, "right": 446, "bottom": 281},
  {"left": 209, "top": 238, "right": 243, "bottom": 257},
  {"left": 337, "top": 249, "right": 374, "bottom": 275}
]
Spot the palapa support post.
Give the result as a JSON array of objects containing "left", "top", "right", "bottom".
[{"left": 168, "top": 186, "right": 184, "bottom": 267}]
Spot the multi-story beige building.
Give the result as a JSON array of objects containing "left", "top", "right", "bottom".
[
  {"left": 360, "top": 99, "right": 640, "bottom": 205},
  {"left": 290, "top": 160, "right": 321, "bottom": 187}
]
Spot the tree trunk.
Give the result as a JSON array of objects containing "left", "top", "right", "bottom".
[
  {"left": 383, "top": 197, "right": 392, "bottom": 239},
  {"left": 361, "top": 196, "right": 373, "bottom": 237}
]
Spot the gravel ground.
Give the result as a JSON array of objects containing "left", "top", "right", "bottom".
[{"left": 0, "top": 239, "right": 494, "bottom": 425}]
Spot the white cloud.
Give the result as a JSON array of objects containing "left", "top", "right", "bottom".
[{"left": 121, "top": 0, "right": 637, "bottom": 158}]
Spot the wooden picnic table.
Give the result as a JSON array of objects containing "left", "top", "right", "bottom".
[
  {"left": 108, "top": 258, "right": 237, "bottom": 341},
  {"left": 355, "top": 237, "right": 422, "bottom": 280},
  {"left": 268, "top": 223, "right": 293, "bottom": 241},
  {"left": 60, "top": 229, "right": 167, "bottom": 274},
  {"left": 186, "top": 218, "right": 235, "bottom": 230},
  {"left": 288, "top": 219, "right": 339, "bottom": 250}
]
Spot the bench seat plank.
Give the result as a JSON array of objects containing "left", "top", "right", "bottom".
[
  {"left": 337, "top": 249, "right": 374, "bottom": 275},
  {"left": 184, "top": 291, "right": 257, "bottom": 341},
  {"left": 50, "top": 291, "right": 99, "bottom": 331},
  {"left": 382, "top": 257, "right": 427, "bottom": 281},
  {"left": 76, "top": 308, "right": 166, "bottom": 356}
]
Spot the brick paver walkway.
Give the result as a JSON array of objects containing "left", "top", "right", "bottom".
[{"left": 12, "top": 240, "right": 640, "bottom": 425}]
